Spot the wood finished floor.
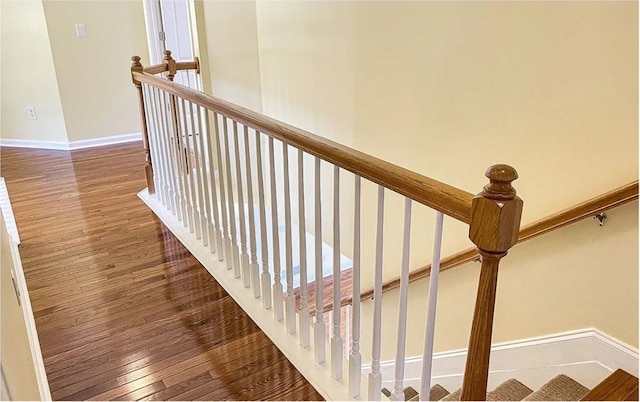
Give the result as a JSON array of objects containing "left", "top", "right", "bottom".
[{"left": 1, "top": 143, "right": 323, "bottom": 401}]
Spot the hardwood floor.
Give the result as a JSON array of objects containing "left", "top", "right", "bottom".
[{"left": 1, "top": 143, "right": 323, "bottom": 401}]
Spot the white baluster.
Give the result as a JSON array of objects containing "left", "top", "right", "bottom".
[
  {"left": 165, "top": 91, "right": 188, "bottom": 227},
  {"left": 179, "top": 98, "right": 198, "bottom": 236},
  {"left": 212, "top": 113, "right": 231, "bottom": 263},
  {"left": 298, "top": 149, "right": 310, "bottom": 348},
  {"left": 187, "top": 101, "right": 207, "bottom": 245},
  {"left": 150, "top": 87, "right": 171, "bottom": 209},
  {"left": 141, "top": 84, "right": 162, "bottom": 204},
  {"left": 158, "top": 90, "right": 182, "bottom": 221},
  {"left": 391, "top": 198, "right": 412, "bottom": 401},
  {"left": 162, "top": 89, "right": 182, "bottom": 217},
  {"left": 199, "top": 106, "right": 219, "bottom": 253},
  {"left": 313, "top": 157, "right": 325, "bottom": 363},
  {"left": 268, "top": 137, "right": 284, "bottom": 321},
  {"left": 233, "top": 122, "right": 249, "bottom": 286},
  {"left": 420, "top": 212, "right": 445, "bottom": 401},
  {"left": 256, "top": 131, "right": 272, "bottom": 309},
  {"left": 244, "top": 126, "right": 260, "bottom": 298},
  {"left": 345, "top": 304, "right": 350, "bottom": 360},
  {"left": 223, "top": 118, "right": 240, "bottom": 272},
  {"left": 283, "top": 143, "right": 296, "bottom": 334},
  {"left": 368, "top": 185, "right": 385, "bottom": 401},
  {"left": 331, "top": 165, "right": 343, "bottom": 380},
  {"left": 350, "top": 175, "right": 362, "bottom": 397}
]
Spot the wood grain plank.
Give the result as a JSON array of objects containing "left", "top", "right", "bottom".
[{"left": 1, "top": 144, "right": 322, "bottom": 401}]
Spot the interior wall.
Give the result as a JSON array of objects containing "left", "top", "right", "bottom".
[
  {"left": 200, "top": 1, "right": 262, "bottom": 112},
  {"left": 42, "top": 0, "right": 149, "bottom": 142},
  {"left": 1, "top": 216, "right": 42, "bottom": 401},
  {"left": 247, "top": 0, "right": 637, "bottom": 291},
  {"left": 359, "top": 200, "right": 639, "bottom": 361},
  {"left": 0, "top": 0, "right": 68, "bottom": 144}
]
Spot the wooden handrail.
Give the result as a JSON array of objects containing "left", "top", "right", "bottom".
[
  {"left": 349, "top": 180, "right": 638, "bottom": 305},
  {"left": 132, "top": 69, "right": 474, "bottom": 223}
]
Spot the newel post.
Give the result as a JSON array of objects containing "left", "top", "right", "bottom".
[
  {"left": 130, "top": 55, "right": 155, "bottom": 194},
  {"left": 460, "top": 165, "right": 523, "bottom": 401}
]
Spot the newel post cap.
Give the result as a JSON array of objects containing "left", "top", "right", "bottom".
[
  {"left": 469, "top": 164, "right": 523, "bottom": 253},
  {"left": 130, "top": 55, "right": 143, "bottom": 85},
  {"left": 483, "top": 164, "right": 518, "bottom": 201}
]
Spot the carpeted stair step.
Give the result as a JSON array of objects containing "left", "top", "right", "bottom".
[
  {"left": 487, "top": 378, "right": 533, "bottom": 401},
  {"left": 382, "top": 386, "right": 420, "bottom": 400},
  {"left": 440, "top": 388, "right": 461, "bottom": 401},
  {"left": 408, "top": 384, "right": 450, "bottom": 401},
  {"left": 523, "top": 374, "right": 589, "bottom": 401}
]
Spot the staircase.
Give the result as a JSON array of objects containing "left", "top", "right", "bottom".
[
  {"left": 384, "top": 369, "right": 639, "bottom": 401},
  {"left": 130, "top": 52, "right": 638, "bottom": 401}
]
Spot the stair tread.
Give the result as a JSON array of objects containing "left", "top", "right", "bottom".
[
  {"left": 487, "top": 378, "right": 534, "bottom": 401},
  {"left": 408, "top": 384, "right": 450, "bottom": 401},
  {"left": 523, "top": 374, "right": 590, "bottom": 401},
  {"left": 441, "top": 388, "right": 461, "bottom": 401}
]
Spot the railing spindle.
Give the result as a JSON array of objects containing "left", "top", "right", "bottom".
[
  {"left": 368, "top": 185, "right": 385, "bottom": 401},
  {"left": 244, "top": 126, "right": 260, "bottom": 298},
  {"left": 391, "top": 198, "right": 412, "bottom": 401},
  {"left": 158, "top": 89, "right": 182, "bottom": 221},
  {"left": 349, "top": 175, "right": 362, "bottom": 397},
  {"left": 169, "top": 92, "right": 190, "bottom": 229},
  {"left": 298, "top": 149, "right": 310, "bottom": 348},
  {"left": 141, "top": 84, "right": 162, "bottom": 202},
  {"left": 268, "top": 137, "right": 284, "bottom": 321},
  {"left": 179, "top": 98, "right": 198, "bottom": 235},
  {"left": 331, "top": 165, "right": 343, "bottom": 380},
  {"left": 420, "top": 211, "right": 445, "bottom": 401},
  {"left": 256, "top": 131, "right": 272, "bottom": 309},
  {"left": 222, "top": 117, "right": 240, "bottom": 273},
  {"left": 198, "top": 106, "right": 219, "bottom": 253},
  {"left": 233, "top": 122, "right": 250, "bottom": 286},
  {"left": 283, "top": 143, "right": 296, "bottom": 334},
  {"left": 187, "top": 100, "right": 208, "bottom": 245},
  {"left": 160, "top": 88, "right": 180, "bottom": 216},
  {"left": 313, "top": 157, "right": 325, "bottom": 364},
  {"left": 212, "top": 113, "right": 231, "bottom": 263},
  {"left": 147, "top": 85, "right": 167, "bottom": 205}
]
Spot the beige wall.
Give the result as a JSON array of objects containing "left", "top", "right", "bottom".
[
  {"left": 43, "top": 1, "right": 149, "bottom": 142},
  {"left": 200, "top": 0, "right": 638, "bottom": 352},
  {"left": 360, "top": 200, "right": 639, "bottom": 361},
  {"left": 200, "top": 1, "right": 262, "bottom": 112},
  {"left": 0, "top": 0, "right": 68, "bottom": 143},
  {"left": 247, "top": 0, "right": 637, "bottom": 288}
]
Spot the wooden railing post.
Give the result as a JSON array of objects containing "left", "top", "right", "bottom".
[
  {"left": 131, "top": 55, "right": 155, "bottom": 194},
  {"left": 461, "top": 164, "right": 523, "bottom": 401},
  {"left": 163, "top": 50, "right": 177, "bottom": 81}
]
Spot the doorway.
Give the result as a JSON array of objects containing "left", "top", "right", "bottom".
[{"left": 142, "top": 0, "right": 199, "bottom": 89}]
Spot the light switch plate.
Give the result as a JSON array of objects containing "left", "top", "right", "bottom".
[{"left": 75, "top": 23, "right": 86, "bottom": 38}]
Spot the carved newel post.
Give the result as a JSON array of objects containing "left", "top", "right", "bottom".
[
  {"left": 460, "top": 165, "right": 523, "bottom": 401},
  {"left": 130, "top": 55, "right": 155, "bottom": 194}
]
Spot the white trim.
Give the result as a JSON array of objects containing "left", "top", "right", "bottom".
[
  {"left": 1, "top": 133, "right": 142, "bottom": 151},
  {"left": 364, "top": 328, "right": 638, "bottom": 394},
  {"left": 68, "top": 133, "right": 142, "bottom": 150},
  {"left": 138, "top": 189, "right": 368, "bottom": 401},
  {"left": 0, "top": 139, "right": 68, "bottom": 150}
]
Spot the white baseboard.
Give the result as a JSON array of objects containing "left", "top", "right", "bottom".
[
  {"left": 1, "top": 133, "right": 142, "bottom": 151},
  {"left": 365, "top": 328, "right": 638, "bottom": 393}
]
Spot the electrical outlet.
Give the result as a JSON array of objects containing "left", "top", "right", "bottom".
[{"left": 26, "top": 106, "right": 37, "bottom": 120}]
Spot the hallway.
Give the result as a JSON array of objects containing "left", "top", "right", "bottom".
[{"left": 1, "top": 142, "right": 323, "bottom": 401}]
